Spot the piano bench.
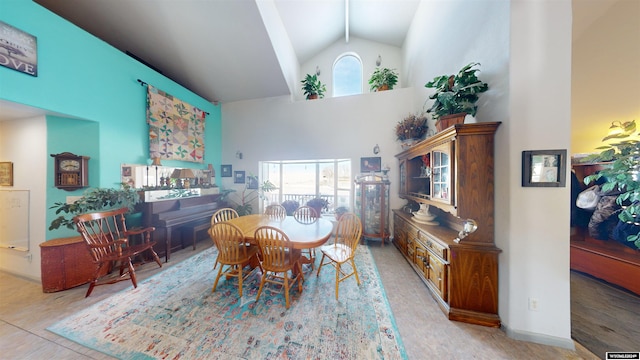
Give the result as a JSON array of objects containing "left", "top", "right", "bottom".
[{"left": 181, "top": 221, "right": 211, "bottom": 250}]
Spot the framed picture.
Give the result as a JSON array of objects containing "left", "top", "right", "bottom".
[
  {"left": 0, "top": 162, "right": 13, "bottom": 186},
  {"left": 360, "top": 157, "right": 381, "bottom": 173},
  {"left": 522, "top": 150, "right": 567, "bottom": 187},
  {"left": 247, "top": 175, "right": 258, "bottom": 189},
  {"left": 234, "top": 171, "right": 245, "bottom": 184},
  {"left": 221, "top": 164, "right": 232, "bottom": 177},
  {"left": 0, "top": 21, "right": 38, "bottom": 77}
]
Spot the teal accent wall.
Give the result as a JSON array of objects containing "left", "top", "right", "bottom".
[{"left": 0, "top": 0, "right": 222, "bottom": 240}]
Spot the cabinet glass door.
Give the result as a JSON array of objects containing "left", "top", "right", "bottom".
[
  {"left": 431, "top": 149, "right": 450, "bottom": 203},
  {"left": 399, "top": 160, "right": 406, "bottom": 196},
  {"left": 354, "top": 177, "right": 390, "bottom": 244}
]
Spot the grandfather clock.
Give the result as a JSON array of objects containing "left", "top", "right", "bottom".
[{"left": 51, "top": 152, "right": 89, "bottom": 191}]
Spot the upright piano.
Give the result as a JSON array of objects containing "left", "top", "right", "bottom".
[{"left": 141, "top": 194, "right": 223, "bottom": 261}]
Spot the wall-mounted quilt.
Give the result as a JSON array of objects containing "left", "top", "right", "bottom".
[{"left": 146, "top": 85, "right": 206, "bottom": 163}]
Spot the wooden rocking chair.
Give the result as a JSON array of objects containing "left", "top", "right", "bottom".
[{"left": 74, "top": 207, "right": 162, "bottom": 297}]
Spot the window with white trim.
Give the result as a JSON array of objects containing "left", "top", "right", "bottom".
[
  {"left": 260, "top": 159, "right": 351, "bottom": 215},
  {"left": 333, "top": 54, "right": 362, "bottom": 97}
]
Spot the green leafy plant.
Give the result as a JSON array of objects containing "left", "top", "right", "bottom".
[
  {"left": 301, "top": 74, "right": 326, "bottom": 99},
  {"left": 49, "top": 184, "right": 141, "bottom": 230},
  {"left": 583, "top": 120, "right": 640, "bottom": 249},
  {"left": 228, "top": 176, "right": 277, "bottom": 216},
  {"left": 368, "top": 68, "right": 398, "bottom": 92},
  {"left": 424, "top": 62, "right": 489, "bottom": 120},
  {"left": 395, "top": 112, "right": 428, "bottom": 141}
]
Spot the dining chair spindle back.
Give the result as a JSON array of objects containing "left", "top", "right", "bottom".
[
  {"left": 254, "top": 226, "right": 304, "bottom": 309},
  {"left": 264, "top": 204, "right": 286, "bottom": 220},
  {"left": 316, "top": 212, "right": 363, "bottom": 300},
  {"left": 208, "top": 222, "right": 262, "bottom": 297}
]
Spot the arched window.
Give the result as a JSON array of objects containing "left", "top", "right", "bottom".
[{"left": 333, "top": 53, "right": 362, "bottom": 97}]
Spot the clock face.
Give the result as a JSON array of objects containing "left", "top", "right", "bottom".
[{"left": 59, "top": 159, "right": 80, "bottom": 171}]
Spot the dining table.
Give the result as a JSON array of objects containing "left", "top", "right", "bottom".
[{"left": 226, "top": 214, "right": 334, "bottom": 265}]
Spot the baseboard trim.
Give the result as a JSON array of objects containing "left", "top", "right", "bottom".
[{"left": 502, "top": 324, "right": 576, "bottom": 350}]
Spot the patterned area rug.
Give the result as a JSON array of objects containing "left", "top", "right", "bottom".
[{"left": 48, "top": 246, "right": 407, "bottom": 359}]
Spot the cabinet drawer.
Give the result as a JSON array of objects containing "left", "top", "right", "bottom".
[
  {"left": 427, "top": 253, "right": 448, "bottom": 301},
  {"left": 414, "top": 243, "right": 428, "bottom": 278},
  {"left": 419, "top": 232, "right": 448, "bottom": 260}
]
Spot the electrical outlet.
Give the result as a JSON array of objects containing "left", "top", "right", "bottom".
[{"left": 529, "top": 297, "right": 539, "bottom": 311}]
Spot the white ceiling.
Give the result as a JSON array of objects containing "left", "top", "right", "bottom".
[
  {"left": 32, "top": 0, "right": 420, "bottom": 105},
  {"left": 1, "top": 0, "right": 620, "bottom": 121}
]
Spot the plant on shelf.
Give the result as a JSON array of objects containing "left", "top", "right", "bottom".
[
  {"left": 301, "top": 74, "right": 326, "bottom": 100},
  {"left": 49, "top": 184, "right": 141, "bottom": 230},
  {"left": 582, "top": 120, "right": 640, "bottom": 249},
  {"left": 368, "top": 67, "right": 398, "bottom": 92},
  {"left": 424, "top": 62, "right": 489, "bottom": 131},
  {"left": 395, "top": 112, "right": 428, "bottom": 146}
]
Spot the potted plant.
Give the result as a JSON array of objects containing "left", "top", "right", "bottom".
[
  {"left": 583, "top": 120, "right": 640, "bottom": 249},
  {"left": 368, "top": 67, "right": 398, "bottom": 92},
  {"left": 306, "top": 197, "right": 329, "bottom": 217},
  {"left": 281, "top": 200, "right": 300, "bottom": 216},
  {"left": 334, "top": 206, "right": 349, "bottom": 220},
  {"left": 395, "top": 112, "right": 428, "bottom": 148},
  {"left": 49, "top": 183, "right": 141, "bottom": 230},
  {"left": 424, "top": 62, "right": 489, "bottom": 131},
  {"left": 301, "top": 74, "right": 326, "bottom": 100},
  {"left": 227, "top": 177, "right": 277, "bottom": 216}
]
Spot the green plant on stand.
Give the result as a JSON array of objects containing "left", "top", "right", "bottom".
[
  {"left": 227, "top": 175, "right": 278, "bottom": 216},
  {"left": 49, "top": 183, "right": 141, "bottom": 230},
  {"left": 583, "top": 120, "right": 640, "bottom": 249}
]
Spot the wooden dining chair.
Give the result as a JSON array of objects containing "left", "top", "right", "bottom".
[
  {"left": 208, "top": 222, "right": 262, "bottom": 297},
  {"left": 316, "top": 212, "right": 363, "bottom": 300},
  {"left": 210, "top": 208, "right": 240, "bottom": 269},
  {"left": 254, "top": 226, "right": 304, "bottom": 309},
  {"left": 73, "top": 207, "right": 162, "bottom": 297},
  {"left": 293, "top": 206, "right": 318, "bottom": 270},
  {"left": 211, "top": 207, "right": 240, "bottom": 225},
  {"left": 264, "top": 204, "right": 286, "bottom": 220}
]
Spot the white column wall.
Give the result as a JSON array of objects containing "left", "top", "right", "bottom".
[{"left": 0, "top": 116, "right": 47, "bottom": 281}]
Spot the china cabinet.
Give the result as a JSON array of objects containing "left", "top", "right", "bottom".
[
  {"left": 394, "top": 122, "right": 501, "bottom": 327},
  {"left": 354, "top": 175, "right": 390, "bottom": 246}
]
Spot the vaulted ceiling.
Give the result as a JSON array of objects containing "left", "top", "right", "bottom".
[
  {"left": 33, "top": 0, "right": 420, "bottom": 104},
  {"left": 0, "top": 0, "right": 621, "bottom": 121}
]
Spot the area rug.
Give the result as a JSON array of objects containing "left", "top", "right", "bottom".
[{"left": 48, "top": 245, "right": 407, "bottom": 359}]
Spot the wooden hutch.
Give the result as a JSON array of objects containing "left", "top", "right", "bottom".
[{"left": 393, "top": 122, "right": 501, "bottom": 327}]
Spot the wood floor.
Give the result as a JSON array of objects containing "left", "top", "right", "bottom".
[
  {"left": 571, "top": 270, "right": 640, "bottom": 358},
  {"left": 0, "top": 241, "right": 598, "bottom": 359}
]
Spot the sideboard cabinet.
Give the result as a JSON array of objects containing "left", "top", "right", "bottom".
[{"left": 394, "top": 122, "right": 501, "bottom": 327}]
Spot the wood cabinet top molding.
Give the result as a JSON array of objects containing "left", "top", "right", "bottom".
[{"left": 396, "top": 122, "right": 501, "bottom": 159}]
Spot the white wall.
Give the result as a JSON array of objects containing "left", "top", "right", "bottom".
[
  {"left": 504, "top": 0, "right": 573, "bottom": 347},
  {"left": 221, "top": 88, "right": 414, "bottom": 212},
  {"left": 571, "top": 0, "right": 640, "bottom": 154},
  {"left": 0, "top": 116, "right": 47, "bottom": 281},
  {"left": 299, "top": 36, "right": 404, "bottom": 102}
]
